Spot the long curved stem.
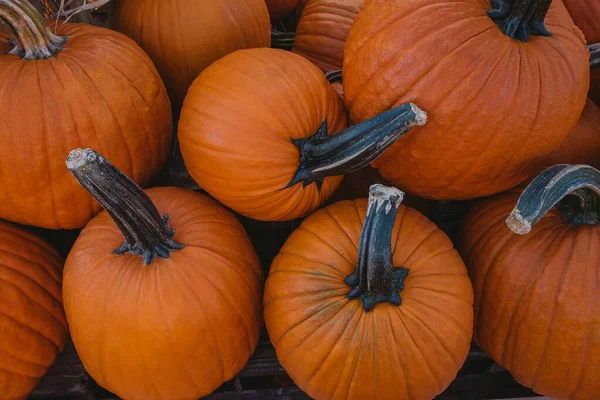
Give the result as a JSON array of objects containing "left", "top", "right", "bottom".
[
  {"left": 344, "top": 184, "right": 410, "bottom": 312},
  {"left": 0, "top": 0, "right": 66, "bottom": 59},
  {"left": 286, "top": 103, "right": 427, "bottom": 189},
  {"left": 488, "top": 0, "right": 552, "bottom": 42},
  {"left": 506, "top": 164, "right": 600, "bottom": 235},
  {"left": 590, "top": 43, "right": 599, "bottom": 71},
  {"left": 67, "top": 148, "right": 184, "bottom": 265}
]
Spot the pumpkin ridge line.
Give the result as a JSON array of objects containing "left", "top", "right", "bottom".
[
  {"left": 0, "top": 245, "right": 62, "bottom": 285},
  {"left": 0, "top": 365, "right": 39, "bottom": 379},
  {"left": 295, "top": 225, "right": 355, "bottom": 269},
  {"left": 0, "top": 260, "right": 63, "bottom": 306},
  {"left": 0, "top": 226, "right": 60, "bottom": 261},
  {"left": 0, "top": 346, "right": 48, "bottom": 370},
  {"left": 0, "top": 311, "right": 60, "bottom": 353}
]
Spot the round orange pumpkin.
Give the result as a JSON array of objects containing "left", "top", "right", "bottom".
[
  {"left": 265, "top": 0, "right": 300, "bottom": 20},
  {"left": 264, "top": 184, "right": 474, "bottom": 400},
  {"left": 343, "top": 0, "right": 590, "bottom": 200},
  {"left": 63, "top": 149, "right": 263, "bottom": 400},
  {"left": 459, "top": 164, "right": 600, "bottom": 399},
  {"left": 292, "top": 0, "right": 364, "bottom": 72},
  {"left": 550, "top": 99, "right": 600, "bottom": 169},
  {"left": 0, "top": 220, "right": 68, "bottom": 400},
  {"left": 115, "top": 0, "right": 270, "bottom": 104},
  {"left": 0, "top": 0, "right": 172, "bottom": 229},
  {"left": 563, "top": 0, "right": 600, "bottom": 43},
  {"left": 179, "top": 48, "right": 427, "bottom": 221}
]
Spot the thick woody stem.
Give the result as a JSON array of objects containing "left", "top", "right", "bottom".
[
  {"left": 488, "top": 0, "right": 553, "bottom": 42},
  {"left": 590, "top": 43, "right": 599, "bottom": 71}
]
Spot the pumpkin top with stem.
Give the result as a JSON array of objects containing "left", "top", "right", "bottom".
[
  {"left": 488, "top": 0, "right": 553, "bottom": 42},
  {"left": 506, "top": 164, "right": 600, "bottom": 235},
  {"left": 0, "top": 0, "right": 66, "bottom": 58},
  {"left": 66, "top": 148, "right": 184, "bottom": 265}
]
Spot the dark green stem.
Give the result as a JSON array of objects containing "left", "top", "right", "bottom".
[
  {"left": 286, "top": 103, "right": 427, "bottom": 190},
  {"left": 271, "top": 25, "right": 295, "bottom": 51},
  {"left": 66, "top": 148, "right": 185, "bottom": 265},
  {"left": 0, "top": 0, "right": 66, "bottom": 59},
  {"left": 590, "top": 43, "right": 599, "bottom": 71},
  {"left": 344, "top": 184, "right": 410, "bottom": 312},
  {"left": 325, "top": 70, "right": 342, "bottom": 84},
  {"left": 488, "top": 0, "right": 552, "bottom": 42},
  {"left": 506, "top": 164, "right": 600, "bottom": 234}
]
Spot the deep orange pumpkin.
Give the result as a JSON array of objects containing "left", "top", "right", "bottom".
[
  {"left": 459, "top": 164, "right": 600, "bottom": 399},
  {"left": 264, "top": 184, "right": 474, "bottom": 400},
  {"left": 343, "top": 0, "right": 590, "bottom": 200},
  {"left": 115, "top": 0, "right": 270, "bottom": 104},
  {"left": 562, "top": 0, "right": 600, "bottom": 43},
  {"left": 265, "top": 0, "right": 301, "bottom": 20},
  {"left": 63, "top": 149, "right": 263, "bottom": 400},
  {"left": 0, "top": 220, "right": 68, "bottom": 400},
  {"left": 550, "top": 99, "right": 600, "bottom": 170},
  {"left": 0, "top": 1, "right": 172, "bottom": 229},
  {"left": 179, "top": 48, "right": 426, "bottom": 221},
  {"left": 292, "top": 0, "right": 364, "bottom": 72}
]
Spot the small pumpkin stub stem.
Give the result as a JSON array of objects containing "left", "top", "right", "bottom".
[
  {"left": 325, "top": 70, "right": 343, "bottom": 84},
  {"left": 271, "top": 27, "right": 295, "bottom": 51},
  {"left": 488, "top": 0, "right": 552, "bottom": 42},
  {"left": 506, "top": 164, "right": 600, "bottom": 235},
  {"left": 0, "top": 0, "right": 66, "bottom": 59},
  {"left": 344, "top": 184, "right": 410, "bottom": 312},
  {"left": 286, "top": 103, "right": 427, "bottom": 190},
  {"left": 590, "top": 43, "right": 599, "bottom": 71},
  {"left": 66, "top": 148, "right": 185, "bottom": 265}
]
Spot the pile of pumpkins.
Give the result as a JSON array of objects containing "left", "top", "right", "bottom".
[{"left": 0, "top": 0, "right": 598, "bottom": 399}]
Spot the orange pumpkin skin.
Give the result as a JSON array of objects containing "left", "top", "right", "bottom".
[
  {"left": 0, "top": 24, "right": 172, "bottom": 229},
  {"left": 550, "top": 99, "right": 600, "bottom": 170},
  {"left": 179, "top": 48, "right": 347, "bottom": 221},
  {"left": 64, "top": 187, "right": 263, "bottom": 400},
  {"left": 292, "top": 0, "right": 364, "bottom": 72},
  {"left": 115, "top": 0, "right": 270, "bottom": 104},
  {"left": 266, "top": 0, "right": 300, "bottom": 19},
  {"left": 343, "top": 0, "right": 589, "bottom": 200},
  {"left": 459, "top": 193, "right": 600, "bottom": 399},
  {"left": 562, "top": 0, "right": 600, "bottom": 43},
  {"left": 0, "top": 221, "right": 68, "bottom": 400},
  {"left": 264, "top": 199, "right": 474, "bottom": 400}
]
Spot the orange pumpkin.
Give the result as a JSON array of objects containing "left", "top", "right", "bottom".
[
  {"left": 115, "top": 0, "right": 270, "bottom": 104},
  {"left": 563, "top": 0, "right": 600, "bottom": 43},
  {"left": 0, "top": 0, "right": 172, "bottom": 229},
  {"left": 459, "top": 164, "right": 600, "bottom": 399},
  {"left": 550, "top": 99, "right": 600, "bottom": 169},
  {"left": 264, "top": 184, "right": 474, "bottom": 400},
  {"left": 292, "top": 0, "right": 364, "bottom": 72},
  {"left": 179, "top": 48, "right": 426, "bottom": 221},
  {"left": 63, "top": 149, "right": 263, "bottom": 400},
  {"left": 265, "top": 0, "right": 300, "bottom": 20},
  {"left": 0, "top": 220, "right": 68, "bottom": 400},
  {"left": 343, "top": 0, "right": 590, "bottom": 200}
]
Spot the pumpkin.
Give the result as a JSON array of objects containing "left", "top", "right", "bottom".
[
  {"left": 292, "top": 0, "right": 364, "bottom": 72},
  {"left": 63, "top": 149, "right": 263, "bottom": 400},
  {"left": 115, "top": 0, "right": 270, "bottom": 104},
  {"left": 266, "top": 0, "right": 300, "bottom": 20},
  {"left": 562, "top": 0, "right": 600, "bottom": 43},
  {"left": 459, "top": 164, "right": 600, "bottom": 399},
  {"left": 179, "top": 48, "right": 427, "bottom": 222},
  {"left": 0, "top": 220, "right": 68, "bottom": 400},
  {"left": 264, "top": 184, "right": 474, "bottom": 400},
  {"left": 550, "top": 99, "right": 600, "bottom": 170},
  {"left": 343, "top": 0, "right": 590, "bottom": 200},
  {"left": 0, "top": 0, "right": 172, "bottom": 229}
]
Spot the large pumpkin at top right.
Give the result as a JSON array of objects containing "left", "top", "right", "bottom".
[{"left": 343, "top": 0, "right": 590, "bottom": 200}]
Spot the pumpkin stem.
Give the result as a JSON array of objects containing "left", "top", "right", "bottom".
[
  {"left": 506, "top": 164, "right": 600, "bottom": 235},
  {"left": 0, "top": 0, "right": 66, "bottom": 59},
  {"left": 590, "top": 43, "right": 599, "bottom": 71},
  {"left": 286, "top": 103, "right": 427, "bottom": 190},
  {"left": 325, "top": 70, "right": 343, "bottom": 84},
  {"left": 66, "top": 148, "right": 185, "bottom": 265},
  {"left": 271, "top": 26, "right": 295, "bottom": 51},
  {"left": 344, "top": 184, "right": 410, "bottom": 312},
  {"left": 488, "top": 0, "right": 553, "bottom": 42}
]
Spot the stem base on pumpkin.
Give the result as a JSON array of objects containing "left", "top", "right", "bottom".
[{"left": 488, "top": 0, "right": 552, "bottom": 42}]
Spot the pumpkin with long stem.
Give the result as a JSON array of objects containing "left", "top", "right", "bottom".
[
  {"left": 343, "top": 0, "right": 590, "bottom": 200},
  {"left": 179, "top": 48, "right": 426, "bottom": 222},
  {"left": 115, "top": 0, "right": 270, "bottom": 105},
  {"left": 63, "top": 149, "right": 263, "bottom": 400},
  {"left": 292, "top": 0, "right": 364, "bottom": 72},
  {"left": 0, "top": 0, "right": 172, "bottom": 229},
  {"left": 0, "top": 220, "right": 68, "bottom": 400},
  {"left": 264, "top": 184, "right": 474, "bottom": 400},
  {"left": 459, "top": 164, "right": 600, "bottom": 399}
]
